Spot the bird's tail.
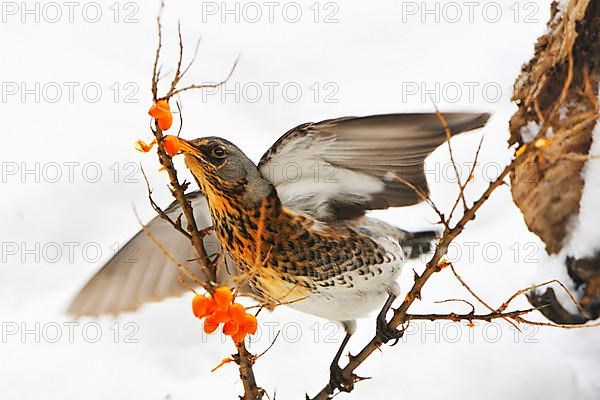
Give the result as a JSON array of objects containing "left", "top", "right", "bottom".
[{"left": 400, "top": 230, "right": 438, "bottom": 260}]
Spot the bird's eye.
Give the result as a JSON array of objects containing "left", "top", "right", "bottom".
[{"left": 211, "top": 146, "right": 226, "bottom": 158}]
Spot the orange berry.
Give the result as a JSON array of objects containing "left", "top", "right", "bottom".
[
  {"left": 228, "top": 303, "right": 246, "bottom": 322},
  {"left": 157, "top": 113, "right": 173, "bottom": 130},
  {"left": 223, "top": 320, "right": 240, "bottom": 336},
  {"left": 213, "top": 287, "right": 233, "bottom": 309},
  {"left": 148, "top": 100, "right": 173, "bottom": 130},
  {"left": 242, "top": 313, "right": 258, "bottom": 335},
  {"left": 163, "top": 135, "right": 180, "bottom": 156},
  {"left": 231, "top": 329, "right": 247, "bottom": 344},
  {"left": 207, "top": 298, "right": 217, "bottom": 313},
  {"left": 192, "top": 294, "right": 211, "bottom": 318},
  {"left": 204, "top": 314, "right": 219, "bottom": 334},
  {"left": 212, "top": 308, "right": 231, "bottom": 324},
  {"left": 148, "top": 100, "right": 170, "bottom": 119},
  {"left": 134, "top": 138, "right": 157, "bottom": 153}
]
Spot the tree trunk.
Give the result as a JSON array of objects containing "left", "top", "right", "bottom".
[{"left": 509, "top": 0, "right": 599, "bottom": 323}]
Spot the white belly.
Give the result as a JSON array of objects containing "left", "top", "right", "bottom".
[{"left": 287, "top": 259, "right": 403, "bottom": 322}]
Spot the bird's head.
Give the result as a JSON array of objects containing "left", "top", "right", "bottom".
[{"left": 178, "top": 137, "right": 273, "bottom": 206}]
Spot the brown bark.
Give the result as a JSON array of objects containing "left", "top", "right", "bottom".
[{"left": 509, "top": 0, "right": 600, "bottom": 323}]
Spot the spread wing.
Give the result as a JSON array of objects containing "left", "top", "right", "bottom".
[
  {"left": 68, "top": 193, "right": 250, "bottom": 317},
  {"left": 259, "top": 113, "right": 490, "bottom": 220}
]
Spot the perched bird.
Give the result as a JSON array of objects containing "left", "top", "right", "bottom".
[{"left": 69, "top": 112, "right": 489, "bottom": 391}]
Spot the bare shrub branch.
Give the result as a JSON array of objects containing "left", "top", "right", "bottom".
[{"left": 142, "top": 6, "right": 262, "bottom": 399}]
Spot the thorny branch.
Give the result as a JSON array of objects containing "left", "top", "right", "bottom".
[
  {"left": 406, "top": 309, "right": 538, "bottom": 323},
  {"left": 308, "top": 144, "right": 539, "bottom": 400},
  {"left": 309, "top": 19, "right": 599, "bottom": 397},
  {"left": 144, "top": 3, "right": 263, "bottom": 399}
]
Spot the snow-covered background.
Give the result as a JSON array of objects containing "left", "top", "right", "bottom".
[{"left": 1, "top": 0, "right": 599, "bottom": 398}]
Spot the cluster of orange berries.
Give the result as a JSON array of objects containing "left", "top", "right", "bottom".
[
  {"left": 134, "top": 100, "right": 181, "bottom": 156},
  {"left": 192, "top": 287, "right": 258, "bottom": 344}
]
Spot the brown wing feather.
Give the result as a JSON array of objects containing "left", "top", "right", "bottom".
[{"left": 259, "top": 113, "right": 490, "bottom": 220}]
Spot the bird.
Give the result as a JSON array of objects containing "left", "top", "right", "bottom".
[{"left": 69, "top": 112, "right": 489, "bottom": 392}]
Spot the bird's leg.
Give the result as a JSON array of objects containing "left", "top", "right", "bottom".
[
  {"left": 376, "top": 290, "right": 405, "bottom": 345},
  {"left": 327, "top": 331, "right": 353, "bottom": 394}
]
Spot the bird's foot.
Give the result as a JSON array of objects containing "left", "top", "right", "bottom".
[
  {"left": 327, "top": 363, "right": 369, "bottom": 394},
  {"left": 327, "top": 362, "right": 354, "bottom": 394},
  {"left": 376, "top": 316, "right": 405, "bottom": 345},
  {"left": 375, "top": 292, "right": 404, "bottom": 345}
]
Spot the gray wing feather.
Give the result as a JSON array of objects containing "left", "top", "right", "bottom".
[
  {"left": 259, "top": 113, "right": 490, "bottom": 220},
  {"left": 68, "top": 193, "right": 248, "bottom": 317}
]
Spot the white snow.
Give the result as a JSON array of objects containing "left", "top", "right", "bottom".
[
  {"left": 566, "top": 96, "right": 600, "bottom": 259},
  {"left": 520, "top": 120, "right": 542, "bottom": 143},
  {"left": 2, "top": 1, "right": 599, "bottom": 399}
]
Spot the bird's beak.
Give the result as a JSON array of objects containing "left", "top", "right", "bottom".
[
  {"left": 176, "top": 138, "right": 201, "bottom": 157},
  {"left": 176, "top": 138, "right": 208, "bottom": 180}
]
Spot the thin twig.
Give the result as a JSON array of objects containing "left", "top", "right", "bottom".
[
  {"left": 392, "top": 174, "right": 449, "bottom": 230},
  {"left": 449, "top": 263, "right": 519, "bottom": 330},
  {"left": 407, "top": 308, "right": 536, "bottom": 322},
  {"left": 133, "top": 208, "right": 206, "bottom": 287},
  {"left": 140, "top": 164, "right": 191, "bottom": 240},
  {"left": 254, "top": 331, "right": 281, "bottom": 361},
  {"left": 171, "top": 57, "right": 239, "bottom": 97},
  {"left": 433, "top": 298, "right": 475, "bottom": 314},
  {"left": 151, "top": 0, "right": 164, "bottom": 100},
  {"left": 497, "top": 279, "right": 590, "bottom": 318},
  {"left": 180, "top": 36, "right": 202, "bottom": 78},
  {"left": 432, "top": 105, "right": 468, "bottom": 211},
  {"left": 448, "top": 135, "right": 485, "bottom": 223}
]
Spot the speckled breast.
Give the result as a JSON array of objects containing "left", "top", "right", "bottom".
[{"left": 209, "top": 193, "right": 398, "bottom": 305}]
